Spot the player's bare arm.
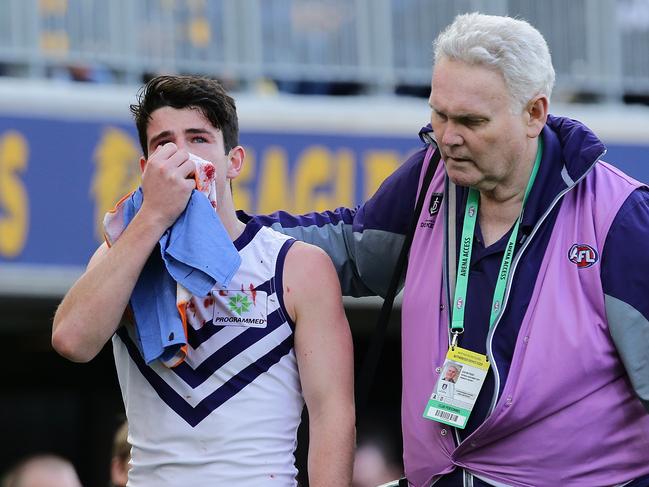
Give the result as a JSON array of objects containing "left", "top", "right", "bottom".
[
  {"left": 52, "top": 143, "right": 195, "bottom": 362},
  {"left": 284, "top": 241, "right": 355, "bottom": 487}
]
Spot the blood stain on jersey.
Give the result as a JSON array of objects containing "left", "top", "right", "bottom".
[{"left": 186, "top": 300, "right": 196, "bottom": 317}]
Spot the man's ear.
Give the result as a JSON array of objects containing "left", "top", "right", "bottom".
[
  {"left": 226, "top": 146, "right": 246, "bottom": 179},
  {"left": 525, "top": 95, "right": 549, "bottom": 138},
  {"left": 139, "top": 156, "right": 147, "bottom": 173}
]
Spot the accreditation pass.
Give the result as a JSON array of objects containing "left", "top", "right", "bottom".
[{"left": 423, "top": 347, "right": 490, "bottom": 429}]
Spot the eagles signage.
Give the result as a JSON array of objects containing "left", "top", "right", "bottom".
[{"left": 0, "top": 112, "right": 418, "bottom": 295}]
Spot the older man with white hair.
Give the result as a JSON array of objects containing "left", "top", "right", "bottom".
[{"left": 260, "top": 12, "right": 649, "bottom": 487}]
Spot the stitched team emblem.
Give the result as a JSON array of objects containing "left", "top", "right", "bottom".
[
  {"left": 429, "top": 193, "right": 443, "bottom": 216},
  {"left": 568, "top": 244, "right": 598, "bottom": 268},
  {"left": 228, "top": 294, "right": 252, "bottom": 315}
]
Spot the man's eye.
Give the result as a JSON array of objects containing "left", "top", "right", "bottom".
[
  {"left": 192, "top": 136, "right": 207, "bottom": 143},
  {"left": 463, "top": 119, "right": 484, "bottom": 127}
]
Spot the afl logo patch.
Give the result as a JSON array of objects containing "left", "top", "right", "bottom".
[{"left": 568, "top": 244, "right": 598, "bottom": 268}]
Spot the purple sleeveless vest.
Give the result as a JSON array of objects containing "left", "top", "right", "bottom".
[{"left": 401, "top": 147, "right": 649, "bottom": 486}]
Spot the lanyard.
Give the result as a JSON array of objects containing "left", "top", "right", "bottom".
[{"left": 450, "top": 139, "right": 543, "bottom": 347}]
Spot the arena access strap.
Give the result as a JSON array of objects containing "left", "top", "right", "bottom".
[{"left": 356, "top": 145, "right": 442, "bottom": 412}]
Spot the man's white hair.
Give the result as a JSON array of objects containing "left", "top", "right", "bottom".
[{"left": 434, "top": 12, "right": 555, "bottom": 112}]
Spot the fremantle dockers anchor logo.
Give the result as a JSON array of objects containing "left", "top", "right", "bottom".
[
  {"left": 420, "top": 193, "right": 444, "bottom": 229},
  {"left": 429, "top": 193, "right": 443, "bottom": 216},
  {"left": 568, "top": 244, "right": 598, "bottom": 268}
]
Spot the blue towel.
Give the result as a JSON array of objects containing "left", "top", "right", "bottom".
[{"left": 107, "top": 187, "right": 241, "bottom": 366}]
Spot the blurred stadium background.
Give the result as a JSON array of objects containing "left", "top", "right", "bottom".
[{"left": 1, "top": 0, "right": 648, "bottom": 485}]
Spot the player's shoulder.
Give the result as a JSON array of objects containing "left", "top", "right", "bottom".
[
  {"left": 285, "top": 240, "right": 334, "bottom": 274},
  {"left": 283, "top": 241, "right": 340, "bottom": 304},
  {"left": 282, "top": 241, "right": 343, "bottom": 324}
]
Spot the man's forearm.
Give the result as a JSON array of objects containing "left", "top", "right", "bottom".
[
  {"left": 308, "top": 406, "right": 356, "bottom": 487},
  {"left": 52, "top": 209, "right": 166, "bottom": 362}
]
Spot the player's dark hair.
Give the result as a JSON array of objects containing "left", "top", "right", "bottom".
[{"left": 130, "top": 75, "right": 239, "bottom": 157}]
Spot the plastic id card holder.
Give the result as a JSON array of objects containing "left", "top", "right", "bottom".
[{"left": 423, "top": 347, "right": 490, "bottom": 429}]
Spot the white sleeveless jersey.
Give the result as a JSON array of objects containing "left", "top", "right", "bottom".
[{"left": 113, "top": 221, "right": 303, "bottom": 487}]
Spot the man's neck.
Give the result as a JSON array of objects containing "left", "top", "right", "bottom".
[
  {"left": 217, "top": 198, "right": 247, "bottom": 242},
  {"left": 478, "top": 194, "right": 524, "bottom": 247},
  {"left": 477, "top": 139, "right": 538, "bottom": 246}
]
